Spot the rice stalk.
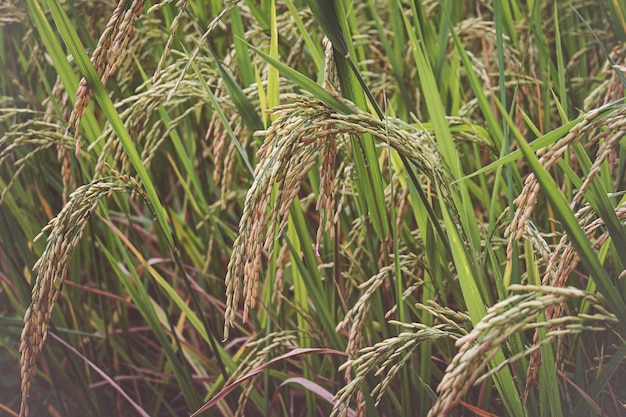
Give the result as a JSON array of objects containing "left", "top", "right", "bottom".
[
  {"left": 506, "top": 104, "right": 626, "bottom": 251},
  {"left": 0, "top": 113, "right": 90, "bottom": 205},
  {"left": 18, "top": 171, "right": 146, "bottom": 417},
  {"left": 92, "top": 55, "right": 221, "bottom": 176},
  {"left": 0, "top": 0, "right": 26, "bottom": 26},
  {"left": 333, "top": 322, "right": 460, "bottom": 417},
  {"left": 227, "top": 331, "right": 298, "bottom": 417},
  {"left": 335, "top": 252, "right": 425, "bottom": 376},
  {"left": 67, "top": 0, "right": 146, "bottom": 150},
  {"left": 428, "top": 285, "right": 618, "bottom": 417},
  {"left": 165, "top": 0, "right": 239, "bottom": 102},
  {"left": 147, "top": 0, "right": 188, "bottom": 83},
  {"left": 223, "top": 93, "right": 449, "bottom": 339},
  {"left": 523, "top": 200, "right": 626, "bottom": 394}
]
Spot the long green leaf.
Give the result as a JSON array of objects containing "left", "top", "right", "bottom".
[
  {"left": 303, "top": 0, "right": 348, "bottom": 57},
  {"left": 245, "top": 41, "right": 355, "bottom": 115},
  {"left": 207, "top": 42, "right": 264, "bottom": 133}
]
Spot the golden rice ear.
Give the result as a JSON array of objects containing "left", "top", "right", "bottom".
[
  {"left": 19, "top": 174, "right": 145, "bottom": 417},
  {"left": 506, "top": 105, "right": 626, "bottom": 262},
  {"left": 0, "top": 116, "right": 86, "bottom": 206},
  {"left": 430, "top": 285, "right": 616, "bottom": 417},
  {"left": 67, "top": 0, "right": 146, "bottom": 151},
  {"left": 223, "top": 95, "right": 449, "bottom": 340}
]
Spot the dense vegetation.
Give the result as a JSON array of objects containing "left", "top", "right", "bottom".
[{"left": 1, "top": 0, "right": 625, "bottom": 416}]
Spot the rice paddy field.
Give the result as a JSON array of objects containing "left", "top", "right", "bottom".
[{"left": 1, "top": 0, "right": 626, "bottom": 416}]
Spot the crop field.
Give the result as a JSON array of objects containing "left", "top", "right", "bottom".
[{"left": 1, "top": 1, "right": 625, "bottom": 416}]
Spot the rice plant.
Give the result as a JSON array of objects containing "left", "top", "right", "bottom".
[{"left": 1, "top": 0, "right": 625, "bottom": 416}]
